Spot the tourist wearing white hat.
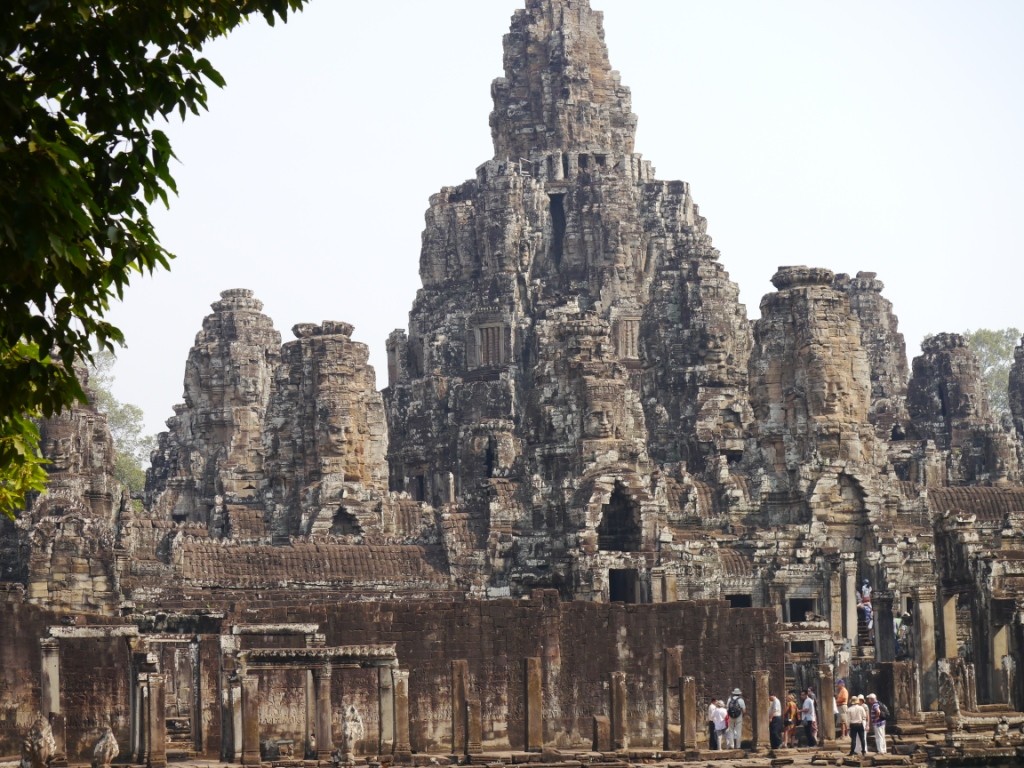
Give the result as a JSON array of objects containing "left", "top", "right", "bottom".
[{"left": 725, "top": 688, "right": 745, "bottom": 749}]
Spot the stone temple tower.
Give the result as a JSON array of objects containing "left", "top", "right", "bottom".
[{"left": 384, "top": 0, "right": 752, "bottom": 597}]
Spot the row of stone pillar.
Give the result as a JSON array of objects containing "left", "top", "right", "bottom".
[
  {"left": 451, "top": 655, "right": 793, "bottom": 754},
  {"left": 237, "top": 665, "right": 411, "bottom": 766}
]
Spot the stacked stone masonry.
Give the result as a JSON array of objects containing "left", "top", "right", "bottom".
[{"left": 4, "top": 0, "right": 1024, "bottom": 763}]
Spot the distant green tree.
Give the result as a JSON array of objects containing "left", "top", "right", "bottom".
[
  {"left": 963, "top": 327, "right": 1022, "bottom": 419},
  {"left": 1, "top": 0, "right": 309, "bottom": 519},
  {"left": 87, "top": 351, "right": 155, "bottom": 497}
]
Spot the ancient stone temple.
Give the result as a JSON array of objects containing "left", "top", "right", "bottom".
[{"left": 4, "top": 1, "right": 1024, "bottom": 765}]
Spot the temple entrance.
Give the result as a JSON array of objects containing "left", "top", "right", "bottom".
[
  {"left": 608, "top": 568, "right": 641, "bottom": 603},
  {"left": 597, "top": 482, "right": 641, "bottom": 552},
  {"left": 155, "top": 640, "right": 200, "bottom": 758}
]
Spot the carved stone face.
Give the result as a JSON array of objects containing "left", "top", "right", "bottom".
[
  {"left": 585, "top": 409, "right": 613, "bottom": 439},
  {"left": 325, "top": 423, "right": 348, "bottom": 455},
  {"left": 43, "top": 434, "right": 77, "bottom": 473},
  {"left": 583, "top": 378, "right": 623, "bottom": 440}
]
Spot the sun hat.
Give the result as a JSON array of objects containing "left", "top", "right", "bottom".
[{"left": 732, "top": 688, "right": 742, "bottom": 695}]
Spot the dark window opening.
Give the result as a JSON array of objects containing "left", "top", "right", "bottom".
[
  {"left": 578, "top": 154, "right": 589, "bottom": 170},
  {"left": 726, "top": 594, "right": 753, "bottom": 608},
  {"left": 485, "top": 437, "right": 497, "bottom": 477},
  {"left": 609, "top": 568, "right": 640, "bottom": 603},
  {"left": 562, "top": 154, "right": 570, "bottom": 178},
  {"left": 597, "top": 482, "right": 642, "bottom": 552},
  {"left": 790, "top": 640, "right": 815, "bottom": 654},
  {"left": 549, "top": 193, "right": 566, "bottom": 267},
  {"left": 330, "top": 507, "right": 361, "bottom": 536},
  {"left": 409, "top": 475, "right": 426, "bottom": 502},
  {"left": 788, "top": 597, "right": 817, "bottom": 622}
]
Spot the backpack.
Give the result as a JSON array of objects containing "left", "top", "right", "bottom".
[
  {"left": 727, "top": 697, "right": 743, "bottom": 719},
  {"left": 877, "top": 701, "right": 890, "bottom": 720}
]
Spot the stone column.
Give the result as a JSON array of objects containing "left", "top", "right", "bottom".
[
  {"left": 610, "top": 672, "right": 627, "bottom": 751},
  {"left": 829, "top": 567, "right": 844, "bottom": 642},
  {"left": 40, "top": 638, "right": 61, "bottom": 719},
  {"left": 768, "top": 585, "right": 786, "bottom": 623},
  {"left": 680, "top": 676, "right": 697, "bottom": 751},
  {"left": 651, "top": 568, "right": 665, "bottom": 603},
  {"left": 378, "top": 666, "right": 395, "bottom": 755},
  {"left": 465, "top": 697, "right": 482, "bottom": 755},
  {"left": 749, "top": 670, "right": 770, "bottom": 751},
  {"left": 139, "top": 675, "right": 151, "bottom": 767},
  {"left": 592, "top": 716, "right": 611, "bottom": 752},
  {"left": 992, "top": 624, "right": 1011, "bottom": 704},
  {"left": 874, "top": 592, "right": 896, "bottom": 662},
  {"left": 844, "top": 562, "right": 859, "bottom": 649},
  {"left": 664, "top": 573, "right": 679, "bottom": 602},
  {"left": 146, "top": 673, "right": 167, "bottom": 768},
  {"left": 451, "top": 660, "right": 469, "bottom": 754},
  {"left": 662, "top": 647, "right": 683, "bottom": 750},
  {"left": 817, "top": 665, "right": 836, "bottom": 745},
  {"left": 915, "top": 586, "right": 939, "bottom": 710},
  {"left": 305, "top": 670, "right": 316, "bottom": 758},
  {"left": 892, "top": 660, "right": 921, "bottom": 718},
  {"left": 314, "top": 665, "right": 333, "bottom": 761},
  {"left": 39, "top": 638, "right": 66, "bottom": 761},
  {"left": 230, "top": 677, "right": 243, "bottom": 763},
  {"left": 942, "top": 593, "right": 958, "bottom": 659},
  {"left": 130, "top": 669, "right": 141, "bottom": 763},
  {"left": 392, "top": 669, "right": 412, "bottom": 762},
  {"left": 525, "top": 657, "right": 543, "bottom": 751},
  {"left": 240, "top": 674, "right": 260, "bottom": 767}
]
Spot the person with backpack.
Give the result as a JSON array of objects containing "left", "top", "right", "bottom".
[
  {"left": 725, "top": 688, "right": 745, "bottom": 749},
  {"left": 867, "top": 693, "right": 888, "bottom": 753}
]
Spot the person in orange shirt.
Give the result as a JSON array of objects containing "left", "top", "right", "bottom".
[
  {"left": 835, "top": 679, "right": 849, "bottom": 738},
  {"left": 784, "top": 693, "right": 800, "bottom": 748}
]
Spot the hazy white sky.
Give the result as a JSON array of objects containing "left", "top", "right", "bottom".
[{"left": 105, "top": 0, "right": 1024, "bottom": 438}]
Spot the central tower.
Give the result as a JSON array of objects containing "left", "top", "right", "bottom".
[{"left": 384, "top": 0, "right": 753, "bottom": 597}]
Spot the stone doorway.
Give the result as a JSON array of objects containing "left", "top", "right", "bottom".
[{"left": 609, "top": 568, "right": 641, "bottom": 603}]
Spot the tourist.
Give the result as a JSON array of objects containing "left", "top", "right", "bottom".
[
  {"left": 801, "top": 689, "right": 817, "bottom": 747},
  {"left": 836, "top": 679, "right": 849, "bottom": 738},
  {"left": 858, "top": 580, "right": 874, "bottom": 631},
  {"left": 707, "top": 697, "right": 718, "bottom": 749},
  {"left": 896, "top": 611, "right": 913, "bottom": 660},
  {"left": 867, "top": 693, "right": 887, "bottom": 753},
  {"left": 768, "top": 693, "right": 783, "bottom": 749},
  {"left": 725, "top": 687, "right": 745, "bottom": 749},
  {"left": 847, "top": 694, "right": 868, "bottom": 755},
  {"left": 711, "top": 700, "right": 728, "bottom": 750},
  {"left": 784, "top": 693, "right": 799, "bottom": 747}
]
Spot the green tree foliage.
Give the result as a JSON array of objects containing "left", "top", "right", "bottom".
[
  {"left": 963, "top": 327, "right": 1022, "bottom": 419},
  {"left": 0, "top": 0, "right": 309, "bottom": 518},
  {"left": 88, "top": 350, "right": 155, "bottom": 497}
]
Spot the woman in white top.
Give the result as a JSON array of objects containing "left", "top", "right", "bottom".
[{"left": 711, "top": 701, "right": 728, "bottom": 750}]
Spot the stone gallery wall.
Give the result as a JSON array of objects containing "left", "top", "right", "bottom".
[
  {"left": 0, "top": 593, "right": 781, "bottom": 757},
  {"left": 223, "top": 592, "right": 782, "bottom": 753},
  {"left": 0, "top": 596, "right": 131, "bottom": 760}
]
